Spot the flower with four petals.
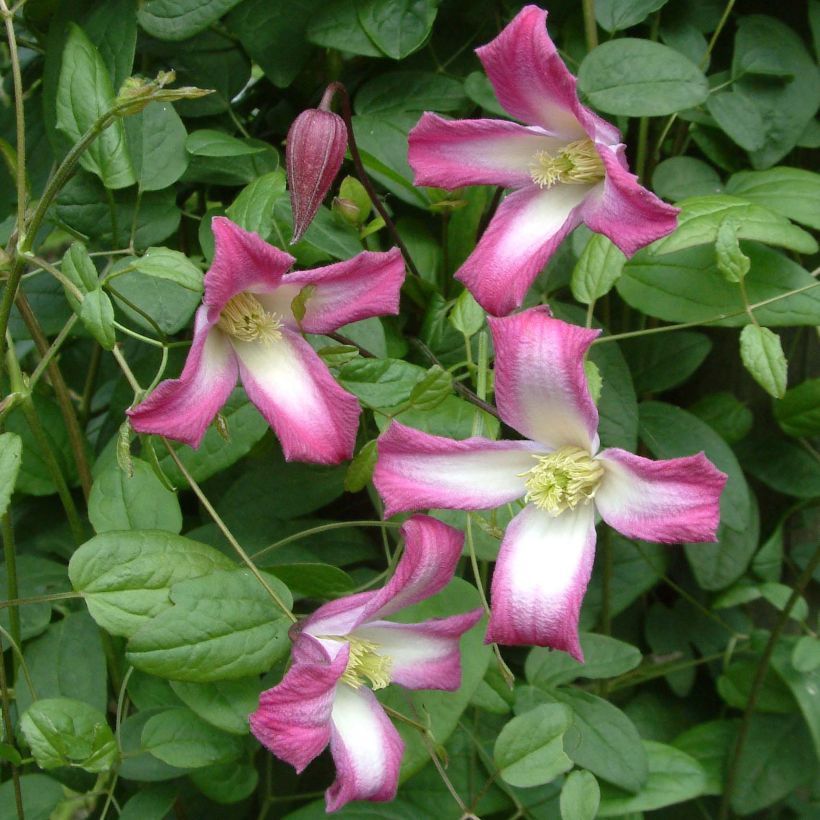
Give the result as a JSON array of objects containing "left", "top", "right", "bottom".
[
  {"left": 408, "top": 4, "right": 679, "bottom": 316},
  {"left": 128, "top": 217, "right": 405, "bottom": 464},
  {"left": 374, "top": 308, "right": 727, "bottom": 660},
  {"left": 249, "top": 515, "right": 483, "bottom": 812}
]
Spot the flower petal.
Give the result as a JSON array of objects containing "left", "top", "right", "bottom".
[
  {"left": 455, "top": 184, "right": 588, "bottom": 316},
  {"left": 477, "top": 5, "right": 618, "bottom": 142},
  {"left": 234, "top": 328, "right": 360, "bottom": 464},
  {"left": 374, "top": 421, "right": 540, "bottom": 517},
  {"left": 127, "top": 307, "right": 238, "bottom": 448},
  {"left": 581, "top": 146, "right": 679, "bottom": 257},
  {"left": 487, "top": 503, "right": 596, "bottom": 660},
  {"left": 488, "top": 308, "right": 600, "bottom": 451},
  {"left": 249, "top": 635, "right": 347, "bottom": 774},
  {"left": 352, "top": 609, "right": 483, "bottom": 691},
  {"left": 204, "top": 217, "right": 295, "bottom": 316},
  {"left": 326, "top": 684, "right": 403, "bottom": 812},
  {"left": 595, "top": 448, "right": 726, "bottom": 542},
  {"left": 282, "top": 247, "right": 405, "bottom": 334},
  {"left": 408, "top": 112, "right": 563, "bottom": 189},
  {"left": 300, "top": 515, "right": 465, "bottom": 637}
]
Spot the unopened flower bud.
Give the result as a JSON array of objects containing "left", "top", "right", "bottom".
[
  {"left": 286, "top": 86, "right": 347, "bottom": 244},
  {"left": 332, "top": 197, "right": 361, "bottom": 225}
]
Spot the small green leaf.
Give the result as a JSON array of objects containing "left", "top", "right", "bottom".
[
  {"left": 186, "top": 129, "right": 266, "bottom": 157},
  {"left": 190, "top": 759, "right": 258, "bottom": 804},
  {"left": 138, "top": 0, "right": 245, "bottom": 41},
  {"left": 689, "top": 392, "right": 753, "bottom": 444},
  {"left": 595, "top": 0, "right": 668, "bottom": 32},
  {"left": 129, "top": 247, "right": 204, "bottom": 292},
  {"left": 356, "top": 0, "right": 438, "bottom": 60},
  {"left": 124, "top": 101, "right": 189, "bottom": 191},
  {"left": 141, "top": 707, "right": 244, "bottom": 767},
  {"left": 344, "top": 439, "right": 378, "bottom": 493},
  {"left": 79, "top": 288, "right": 116, "bottom": 349},
  {"left": 739, "top": 325, "right": 787, "bottom": 398},
  {"left": 0, "top": 743, "right": 22, "bottom": 766},
  {"left": 62, "top": 242, "right": 99, "bottom": 305},
  {"left": 290, "top": 284, "right": 316, "bottom": 325},
  {"left": 170, "top": 678, "right": 262, "bottom": 735},
  {"left": 584, "top": 359, "right": 603, "bottom": 404},
  {"left": 726, "top": 166, "right": 820, "bottom": 231},
  {"left": 561, "top": 770, "right": 600, "bottom": 820},
  {"left": 317, "top": 345, "right": 359, "bottom": 367},
  {"left": 791, "top": 636, "right": 820, "bottom": 673},
  {"left": 409, "top": 365, "right": 453, "bottom": 411},
  {"left": 20, "top": 698, "right": 117, "bottom": 773},
  {"left": 706, "top": 91, "right": 766, "bottom": 152},
  {"left": 715, "top": 218, "right": 750, "bottom": 283},
  {"left": 653, "top": 156, "right": 723, "bottom": 201},
  {"left": 571, "top": 234, "right": 627, "bottom": 304},
  {"left": 494, "top": 704, "right": 573, "bottom": 788},
  {"left": 227, "top": 170, "right": 287, "bottom": 239},
  {"left": 0, "top": 432, "right": 22, "bottom": 518},
  {"left": 449, "top": 289, "right": 485, "bottom": 337},
  {"left": 774, "top": 378, "right": 820, "bottom": 437}
]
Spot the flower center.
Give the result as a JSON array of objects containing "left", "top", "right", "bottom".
[
  {"left": 521, "top": 446, "right": 604, "bottom": 516},
  {"left": 338, "top": 636, "right": 392, "bottom": 691},
  {"left": 529, "top": 139, "right": 605, "bottom": 188},
  {"left": 217, "top": 292, "right": 283, "bottom": 344}
]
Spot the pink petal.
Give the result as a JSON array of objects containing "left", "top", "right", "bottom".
[
  {"left": 408, "top": 112, "right": 563, "bottom": 189},
  {"left": 374, "top": 421, "right": 540, "bottom": 517},
  {"left": 477, "top": 5, "right": 618, "bottom": 143},
  {"left": 282, "top": 248, "right": 405, "bottom": 334},
  {"left": 595, "top": 448, "right": 726, "bottom": 543},
  {"left": 352, "top": 609, "right": 483, "bottom": 691},
  {"left": 249, "top": 635, "right": 347, "bottom": 774},
  {"left": 455, "top": 184, "right": 588, "bottom": 316},
  {"left": 127, "top": 307, "right": 238, "bottom": 448},
  {"left": 234, "top": 328, "right": 360, "bottom": 464},
  {"left": 326, "top": 684, "right": 403, "bottom": 812},
  {"left": 488, "top": 308, "right": 600, "bottom": 450},
  {"left": 486, "top": 503, "right": 597, "bottom": 660},
  {"left": 204, "top": 217, "right": 296, "bottom": 316},
  {"left": 581, "top": 146, "right": 680, "bottom": 257}
]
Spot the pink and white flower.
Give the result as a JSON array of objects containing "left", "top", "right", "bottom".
[
  {"left": 249, "top": 515, "right": 482, "bottom": 812},
  {"left": 374, "top": 308, "right": 726, "bottom": 659},
  {"left": 127, "top": 217, "right": 405, "bottom": 465},
  {"left": 407, "top": 5, "right": 679, "bottom": 316}
]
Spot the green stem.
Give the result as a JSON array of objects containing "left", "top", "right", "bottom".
[
  {"left": 162, "top": 439, "right": 297, "bottom": 623},
  {"left": 28, "top": 314, "right": 78, "bottom": 389},
  {"left": 718, "top": 543, "right": 820, "bottom": 820},
  {"left": 635, "top": 115, "right": 650, "bottom": 183},
  {"left": 0, "top": 590, "right": 82, "bottom": 609},
  {"left": 1, "top": 511, "right": 21, "bottom": 668},
  {"left": 251, "top": 520, "right": 403, "bottom": 561},
  {"left": 581, "top": 0, "right": 598, "bottom": 51},
  {"left": 0, "top": 632, "right": 24, "bottom": 820},
  {"left": 1, "top": 0, "right": 25, "bottom": 238}
]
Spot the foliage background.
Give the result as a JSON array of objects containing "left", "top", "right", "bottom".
[{"left": 0, "top": 0, "right": 818, "bottom": 818}]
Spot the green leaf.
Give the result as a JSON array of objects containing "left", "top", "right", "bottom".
[
  {"left": 56, "top": 24, "right": 135, "bottom": 189},
  {"left": 595, "top": 0, "right": 668, "bottom": 31},
  {"left": 0, "top": 556, "right": 70, "bottom": 642},
  {"left": 739, "top": 325, "right": 787, "bottom": 398},
  {"left": 0, "top": 775, "right": 64, "bottom": 820},
  {"left": 672, "top": 720, "right": 737, "bottom": 795},
  {"left": 578, "top": 39, "right": 709, "bottom": 116},
  {"left": 449, "top": 289, "right": 485, "bottom": 337},
  {"left": 124, "top": 101, "right": 189, "bottom": 191},
  {"left": 20, "top": 698, "right": 117, "bottom": 773},
  {"left": 689, "top": 391, "right": 753, "bottom": 444},
  {"left": 561, "top": 770, "right": 600, "bottom": 820},
  {"left": 267, "top": 563, "right": 354, "bottom": 600},
  {"left": 119, "top": 784, "right": 178, "bottom": 820},
  {"left": 464, "top": 71, "right": 506, "bottom": 117},
  {"left": 774, "top": 378, "right": 820, "bottom": 437},
  {"left": 618, "top": 243, "right": 820, "bottom": 327},
  {"left": 190, "top": 759, "right": 259, "bottom": 804},
  {"left": 519, "top": 687, "right": 648, "bottom": 793},
  {"left": 355, "top": 71, "right": 466, "bottom": 115},
  {"left": 344, "top": 439, "right": 378, "bottom": 493},
  {"left": 730, "top": 713, "right": 815, "bottom": 814},
  {"left": 639, "top": 401, "right": 749, "bottom": 529},
  {"left": 715, "top": 218, "right": 750, "bottom": 283},
  {"left": 356, "top": 0, "right": 438, "bottom": 60},
  {"left": 271, "top": 196, "right": 362, "bottom": 261},
  {"left": 726, "top": 166, "right": 820, "bottom": 231},
  {"left": 714, "top": 581, "right": 808, "bottom": 621},
  {"left": 307, "top": 0, "right": 383, "bottom": 57},
  {"left": 61, "top": 242, "right": 99, "bottom": 308},
  {"left": 621, "top": 331, "right": 711, "bottom": 394},
  {"left": 652, "top": 156, "right": 723, "bottom": 201},
  {"left": 141, "top": 707, "right": 244, "bottom": 767},
  {"left": 129, "top": 247, "right": 204, "bottom": 292},
  {"left": 125, "top": 568, "right": 293, "bottom": 681},
  {"left": 650, "top": 195, "right": 817, "bottom": 256},
  {"left": 408, "top": 365, "right": 453, "bottom": 411},
  {"left": 0, "top": 432, "right": 22, "bottom": 518},
  {"left": 771, "top": 641, "right": 820, "bottom": 761},
  {"left": 0, "top": 743, "right": 21, "bottom": 766},
  {"left": 227, "top": 0, "right": 322, "bottom": 88},
  {"left": 494, "top": 704, "right": 573, "bottom": 788},
  {"left": 706, "top": 91, "right": 766, "bottom": 152},
  {"left": 187, "top": 129, "right": 266, "bottom": 157},
  {"left": 791, "top": 636, "right": 820, "bottom": 673},
  {"left": 89, "top": 458, "right": 182, "bottom": 534},
  {"left": 79, "top": 287, "right": 116, "bottom": 349},
  {"left": 170, "top": 678, "right": 262, "bottom": 734},
  {"left": 571, "top": 234, "right": 626, "bottom": 305},
  {"left": 138, "top": 0, "right": 244, "bottom": 41},
  {"left": 339, "top": 357, "right": 428, "bottom": 410},
  {"left": 597, "top": 741, "right": 706, "bottom": 815},
  {"left": 735, "top": 435, "right": 820, "bottom": 498},
  {"left": 226, "top": 170, "right": 287, "bottom": 240},
  {"left": 526, "top": 634, "right": 642, "bottom": 688},
  {"left": 69, "top": 530, "right": 234, "bottom": 637}
]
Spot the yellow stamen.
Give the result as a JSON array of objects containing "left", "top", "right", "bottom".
[
  {"left": 529, "top": 139, "right": 605, "bottom": 188},
  {"left": 217, "top": 292, "right": 283, "bottom": 344},
  {"left": 331, "top": 636, "right": 392, "bottom": 690},
  {"left": 521, "top": 446, "right": 604, "bottom": 516}
]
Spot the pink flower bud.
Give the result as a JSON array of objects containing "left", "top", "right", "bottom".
[{"left": 286, "top": 89, "right": 347, "bottom": 244}]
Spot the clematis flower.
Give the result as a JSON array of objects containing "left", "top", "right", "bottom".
[
  {"left": 249, "top": 515, "right": 482, "bottom": 812},
  {"left": 407, "top": 5, "right": 679, "bottom": 316},
  {"left": 128, "top": 217, "right": 405, "bottom": 465},
  {"left": 374, "top": 308, "right": 726, "bottom": 659}
]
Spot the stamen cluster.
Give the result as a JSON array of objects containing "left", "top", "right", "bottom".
[
  {"left": 217, "top": 292, "right": 283, "bottom": 345},
  {"left": 522, "top": 445, "right": 604, "bottom": 516},
  {"left": 529, "top": 138, "right": 605, "bottom": 188}
]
